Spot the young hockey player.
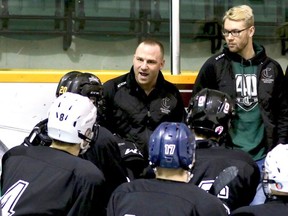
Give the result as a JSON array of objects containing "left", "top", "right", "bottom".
[
  {"left": 187, "top": 88, "right": 260, "bottom": 213},
  {"left": 230, "top": 144, "right": 288, "bottom": 215},
  {"left": 107, "top": 122, "right": 228, "bottom": 216},
  {"left": 1, "top": 93, "right": 106, "bottom": 215}
]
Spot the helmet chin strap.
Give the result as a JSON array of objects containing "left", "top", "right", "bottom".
[
  {"left": 184, "top": 162, "right": 194, "bottom": 183},
  {"left": 186, "top": 171, "right": 193, "bottom": 183},
  {"left": 79, "top": 140, "right": 90, "bottom": 155},
  {"left": 78, "top": 131, "right": 94, "bottom": 155}
]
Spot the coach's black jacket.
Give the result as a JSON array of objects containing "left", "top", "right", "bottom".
[{"left": 99, "top": 66, "right": 186, "bottom": 159}]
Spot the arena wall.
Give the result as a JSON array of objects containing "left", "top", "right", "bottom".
[{"left": 0, "top": 69, "right": 197, "bottom": 149}]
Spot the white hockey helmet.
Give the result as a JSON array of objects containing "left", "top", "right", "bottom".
[
  {"left": 263, "top": 144, "right": 288, "bottom": 197},
  {"left": 47, "top": 92, "right": 96, "bottom": 145}
]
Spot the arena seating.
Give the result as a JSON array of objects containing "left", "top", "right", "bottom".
[{"left": 0, "top": 0, "right": 287, "bottom": 54}]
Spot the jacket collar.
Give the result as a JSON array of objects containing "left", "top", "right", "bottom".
[
  {"left": 126, "top": 66, "right": 165, "bottom": 94},
  {"left": 196, "top": 139, "right": 220, "bottom": 149},
  {"left": 223, "top": 43, "right": 267, "bottom": 66}
]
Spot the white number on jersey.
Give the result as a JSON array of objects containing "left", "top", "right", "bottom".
[
  {"left": 1, "top": 180, "right": 29, "bottom": 216},
  {"left": 198, "top": 180, "right": 229, "bottom": 199}
]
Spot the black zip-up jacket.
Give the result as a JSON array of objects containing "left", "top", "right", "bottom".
[
  {"left": 193, "top": 43, "right": 288, "bottom": 151},
  {"left": 99, "top": 67, "right": 186, "bottom": 158}
]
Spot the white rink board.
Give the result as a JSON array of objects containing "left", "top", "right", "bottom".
[{"left": 0, "top": 83, "right": 57, "bottom": 149}]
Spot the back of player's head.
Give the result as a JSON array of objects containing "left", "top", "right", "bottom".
[
  {"left": 263, "top": 144, "right": 288, "bottom": 198},
  {"left": 55, "top": 71, "right": 103, "bottom": 108},
  {"left": 186, "top": 88, "right": 234, "bottom": 139},
  {"left": 48, "top": 92, "right": 96, "bottom": 146},
  {"left": 149, "top": 122, "right": 195, "bottom": 170}
]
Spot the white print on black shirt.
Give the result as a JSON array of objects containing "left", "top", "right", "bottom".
[
  {"left": 198, "top": 180, "right": 230, "bottom": 214},
  {"left": 1, "top": 180, "right": 29, "bottom": 216}
]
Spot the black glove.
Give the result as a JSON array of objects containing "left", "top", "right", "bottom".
[
  {"left": 23, "top": 119, "right": 52, "bottom": 147},
  {"left": 115, "top": 135, "right": 146, "bottom": 179},
  {"left": 118, "top": 140, "right": 144, "bottom": 163}
]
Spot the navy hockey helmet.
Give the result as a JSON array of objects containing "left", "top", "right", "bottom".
[
  {"left": 186, "top": 88, "right": 234, "bottom": 138},
  {"left": 55, "top": 71, "right": 103, "bottom": 108},
  {"left": 149, "top": 122, "right": 196, "bottom": 170}
]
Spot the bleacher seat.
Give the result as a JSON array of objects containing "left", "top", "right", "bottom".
[
  {"left": 147, "top": 0, "right": 222, "bottom": 53},
  {"left": 73, "top": 0, "right": 140, "bottom": 40},
  {"left": 0, "top": 0, "right": 70, "bottom": 49},
  {"left": 0, "top": 0, "right": 286, "bottom": 54}
]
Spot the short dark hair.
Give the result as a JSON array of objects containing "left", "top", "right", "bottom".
[{"left": 139, "top": 38, "right": 164, "bottom": 59}]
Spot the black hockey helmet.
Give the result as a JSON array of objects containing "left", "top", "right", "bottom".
[
  {"left": 186, "top": 88, "right": 234, "bottom": 138},
  {"left": 55, "top": 71, "right": 103, "bottom": 108}
]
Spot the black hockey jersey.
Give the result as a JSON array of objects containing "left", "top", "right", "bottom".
[
  {"left": 190, "top": 142, "right": 260, "bottom": 213},
  {"left": 1, "top": 145, "right": 106, "bottom": 216},
  {"left": 230, "top": 198, "right": 288, "bottom": 216},
  {"left": 107, "top": 178, "right": 228, "bottom": 216},
  {"left": 22, "top": 119, "right": 128, "bottom": 206},
  {"left": 80, "top": 125, "right": 128, "bottom": 204}
]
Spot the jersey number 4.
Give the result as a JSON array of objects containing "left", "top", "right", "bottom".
[{"left": 1, "top": 180, "right": 29, "bottom": 216}]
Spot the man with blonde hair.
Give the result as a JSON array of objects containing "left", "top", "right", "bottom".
[{"left": 193, "top": 4, "right": 288, "bottom": 205}]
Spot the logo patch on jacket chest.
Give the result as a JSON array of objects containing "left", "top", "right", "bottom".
[
  {"left": 261, "top": 68, "right": 274, "bottom": 84},
  {"left": 160, "top": 97, "right": 171, "bottom": 114}
]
